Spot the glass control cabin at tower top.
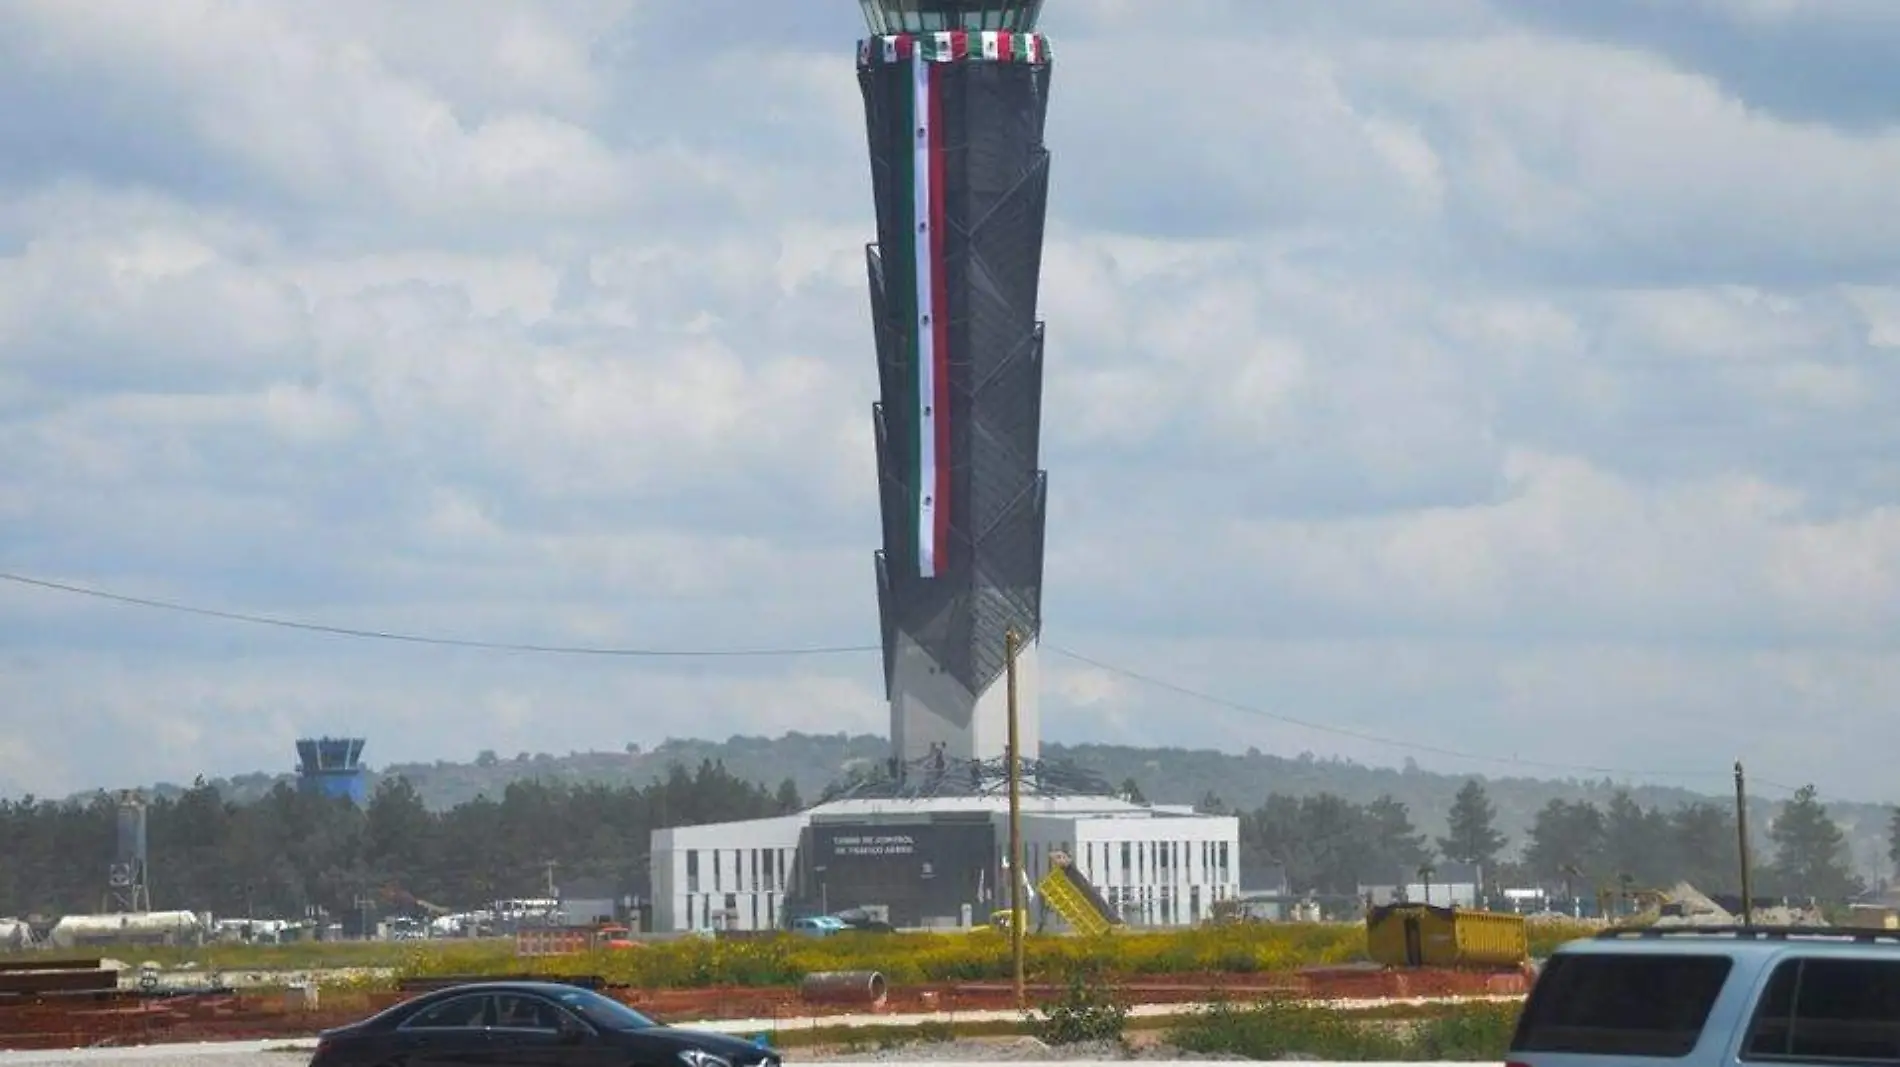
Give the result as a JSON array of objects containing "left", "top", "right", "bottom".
[{"left": 858, "top": 0, "right": 1045, "bottom": 33}]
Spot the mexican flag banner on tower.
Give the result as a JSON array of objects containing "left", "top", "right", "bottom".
[
  {"left": 897, "top": 47, "right": 951, "bottom": 579},
  {"left": 864, "top": 30, "right": 1051, "bottom": 578}
]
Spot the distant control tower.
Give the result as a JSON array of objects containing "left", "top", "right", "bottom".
[
  {"left": 296, "top": 736, "right": 368, "bottom": 806},
  {"left": 856, "top": 1, "right": 1053, "bottom": 774}
]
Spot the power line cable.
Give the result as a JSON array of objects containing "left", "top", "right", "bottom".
[
  {"left": 0, "top": 567, "right": 1797, "bottom": 785},
  {"left": 0, "top": 571, "right": 881, "bottom": 659},
  {"left": 1043, "top": 643, "right": 1735, "bottom": 783}
]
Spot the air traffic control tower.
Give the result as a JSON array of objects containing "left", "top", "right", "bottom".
[
  {"left": 857, "top": 0, "right": 1053, "bottom": 776},
  {"left": 295, "top": 736, "right": 368, "bottom": 806}
]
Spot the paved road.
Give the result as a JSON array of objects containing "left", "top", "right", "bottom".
[{"left": 0, "top": 1052, "right": 1490, "bottom": 1067}]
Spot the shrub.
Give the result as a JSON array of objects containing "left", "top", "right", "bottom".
[{"left": 1028, "top": 967, "right": 1128, "bottom": 1047}]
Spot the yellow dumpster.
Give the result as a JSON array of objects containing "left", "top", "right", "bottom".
[
  {"left": 1366, "top": 903, "right": 1527, "bottom": 969},
  {"left": 1037, "top": 862, "right": 1119, "bottom": 936}
]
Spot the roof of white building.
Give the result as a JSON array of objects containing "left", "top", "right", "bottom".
[
  {"left": 804, "top": 794, "right": 1203, "bottom": 819},
  {"left": 651, "top": 792, "right": 1235, "bottom": 849}
]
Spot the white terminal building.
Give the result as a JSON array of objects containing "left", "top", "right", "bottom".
[
  {"left": 652, "top": 790, "right": 1240, "bottom": 933},
  {"left": 649, "top": 0, "right": 1240, "bottom": 934}
]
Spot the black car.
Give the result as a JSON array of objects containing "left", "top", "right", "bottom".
[{"left": 309, "top": 981, "right": 782, "bottom": 1067}]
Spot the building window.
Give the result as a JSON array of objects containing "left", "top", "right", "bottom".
[
  {"left": 762, "top": 849, "right": 776, "bottom": 891},
  {"left": 686, "top": 851, "right": 700, "bottom": 894},
  {"left": 750, "top": 848, "right": 760, "bottom": 891}
]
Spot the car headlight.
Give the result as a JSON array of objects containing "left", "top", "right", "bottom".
[{"left": 677, "top": 1051, "right": 732, "bottom": 1067}]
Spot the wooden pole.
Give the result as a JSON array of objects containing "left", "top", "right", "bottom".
[
  {"left": 1734, "top": 761, "right": 1753, "bottom": 928},
  {"left": 1006, "top": 627, "right": 1025, "bottom": 1008}
]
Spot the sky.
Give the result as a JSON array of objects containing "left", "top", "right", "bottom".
[{"left": 2, "top": 0, "right": 1899, "bottom": 803}]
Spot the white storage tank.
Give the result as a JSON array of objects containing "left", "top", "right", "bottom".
[{"left": 48, "top": 911, "right": 203, "bottom": 949}]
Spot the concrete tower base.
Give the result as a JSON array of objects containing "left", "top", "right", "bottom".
[{"left": 890, "top": 634, "right": 1041, "bottom": 768}]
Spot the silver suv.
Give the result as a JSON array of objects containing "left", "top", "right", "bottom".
[{"left": 1510, "top": 926, "right": 1900, "bottom": 1067}]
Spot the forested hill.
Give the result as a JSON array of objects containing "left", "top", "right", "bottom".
[{"left": 115, "top": 731, "right": 1892, "bottom": 858}]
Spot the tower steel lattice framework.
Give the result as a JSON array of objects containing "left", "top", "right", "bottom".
[{"left": 856, "top": 3, "right": 1055, "bottom": 775}]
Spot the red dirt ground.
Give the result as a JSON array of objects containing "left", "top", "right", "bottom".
[{"left": 0, "top": 967, "right": 1531, "bottom": 1050}]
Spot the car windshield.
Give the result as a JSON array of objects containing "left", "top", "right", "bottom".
[{"left": 551, "top": 988, "right": 660, "bottom": 1031}]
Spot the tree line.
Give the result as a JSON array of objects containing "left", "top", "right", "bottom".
[
  {"left": 0, "top": 761, "right": 800, "bottom": 921},
  {"left": 1209, "top": 777, "right": 1873, "bottom": 902},
  {"left": 0, "top": 765, "right": 1879, "bottom": 922}
]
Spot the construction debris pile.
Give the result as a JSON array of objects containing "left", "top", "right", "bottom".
[{"left": 1642, "top": 883, "right": 1829, "bottom": 928}]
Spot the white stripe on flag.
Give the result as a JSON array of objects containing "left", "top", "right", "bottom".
[
  {"left": 883, "top": 36, "right": 898, "bottom": 63},
  {"left": 983, "top": 31, "right": 1000, "bottom": 60},
  {"left": 912, "top": 49, "right": 937, "bottom": 576}
]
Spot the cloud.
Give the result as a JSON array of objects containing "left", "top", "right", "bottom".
[
  {"left": 1, "top": 1, "right": 1899, "bottom": 802},
  {"left": 1503, "top": 0, "right": 1900, "bottom": 130}
]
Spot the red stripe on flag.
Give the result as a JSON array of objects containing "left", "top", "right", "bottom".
[
  {"left": 926, "top": 59, "right": 952, "bottom": 573},
  {"left": 950, "top": 30, "right": 968, "bottom": 60},
  {"left": 896, "top": 35, "right": 913, "bottom": 59},
  {"left": 998, "top": 31, "right": 1014, "bottom": 63}
]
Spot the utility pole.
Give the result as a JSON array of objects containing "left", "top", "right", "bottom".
[
  {"left": 1734, "top": 761, "right": 1753, "bottom": 928},
  {"left": 1005, "top": 627, "right": 1025, "bottom": 1009},
  {"left": 353, "top": 893, "right": 375, "bottom": 941}
]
